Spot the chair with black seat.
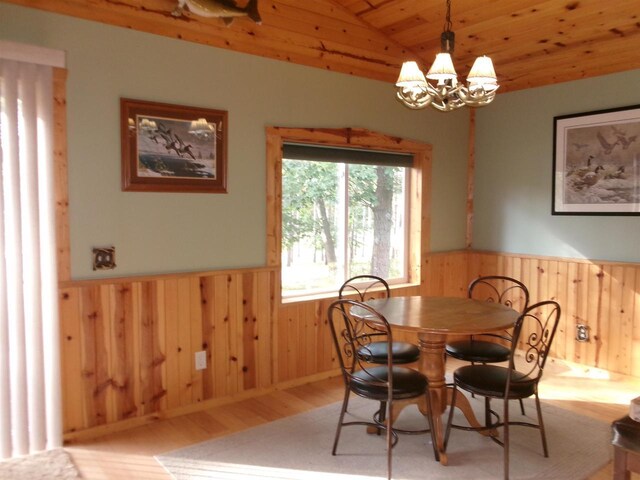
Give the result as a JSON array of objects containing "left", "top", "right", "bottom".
[
  {"left": 328, "top": 299, "right": 437, "bottom": 479},
  {"left": 445, "top": 275, "right": 529, "bottom": 414},
  {"left": 446, "top": 275, "right": 529, "bottom": 364},
  {"left": 339, "top": 275, "right": 420, "bottom": 366},
  {"left": 444, "top": 300, "right": 561, "bottom": 480}
]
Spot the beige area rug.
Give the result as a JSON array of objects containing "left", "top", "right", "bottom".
[
  {"left": 155, "top": 395, "right": 611, "bottom": 480},
  {"left": 0, "top": 448, "right": 80, "bottom": 479}
]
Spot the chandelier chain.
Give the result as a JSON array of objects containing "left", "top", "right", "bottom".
[{"left": 444, "top": 0, "right": 452, "bottom": 32}]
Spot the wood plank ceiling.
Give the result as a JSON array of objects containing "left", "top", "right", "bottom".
[{"left": 5, "top": 0, "right": 640, "bottom": 93}]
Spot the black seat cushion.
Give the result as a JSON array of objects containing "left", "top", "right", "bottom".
[
  {"left": 612, "top": 415, "right": 640, "bottom": 453},
  {"left": 351, "top": 366, "right": 427, "bottom": 400},
  {"left": 357, "top": 341, "right": 420, "bottom": 364},
  {"left": 446, "top": 339, "right": 510, "bottom": 363},
  {"left": 454, "top": 364, "right": 535, "bottom": 399}
]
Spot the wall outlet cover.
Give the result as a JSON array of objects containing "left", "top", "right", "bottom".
[
  {"left": 195, "top": 350, "right": 207, "bottom": 370},
  {"left": 576, "top": 324, "right": 589, "bottom": 342}
]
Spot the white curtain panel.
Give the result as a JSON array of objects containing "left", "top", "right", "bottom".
[{"left": 0, "top": 56, "right": 62, "bottom": 459}]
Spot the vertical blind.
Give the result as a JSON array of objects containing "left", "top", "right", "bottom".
[{"left": 0, "top": 56, "right": 62, "bottom": 458}]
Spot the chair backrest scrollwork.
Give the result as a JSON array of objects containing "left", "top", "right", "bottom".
[
  {"left": 468, "top": 275, "right": 530, "bottom": 314},
  {"left": 507, "top": 300, "right": 561, "bottom": 391},
  {"left": 339, "top": 275, "right": 391, "bottom": 302},
  {"left": 328, "top": 299, "right": 393, "bottom": 386}
]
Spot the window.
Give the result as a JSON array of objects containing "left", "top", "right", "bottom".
[
  {"left": 266, "top": 128, "right": 432, "bottom": 302},
  {"left": 281, "top": 144, "right": 411, "bottom": 297}
]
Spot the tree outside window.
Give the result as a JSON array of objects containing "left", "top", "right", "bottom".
[{"left": 282, "top": 157, "right": 407, "bottom": 297}]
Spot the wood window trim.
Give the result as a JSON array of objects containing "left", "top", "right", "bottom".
[
  {"left": 265, "top": 127, "right": 432, "bottom": 303},
  {"left": 53, "top": 67, "right": 71, "bottom": 282}
]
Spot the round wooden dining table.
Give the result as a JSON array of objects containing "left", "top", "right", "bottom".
[{"left": 357, "top": 295, "right": 519, "bottom": 465}]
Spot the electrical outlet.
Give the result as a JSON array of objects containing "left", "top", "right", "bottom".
[
  {"left": 576, "top": 324, "right": 589, "bottom": 342},
  {"left": 195, "top": 350, "right": 207, "bottom": 370}
]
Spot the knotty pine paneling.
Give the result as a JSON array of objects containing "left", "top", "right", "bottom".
[
  {"left": 467, "top": 251, "right": 640, "bottom": 378},
  {"left": 60, "top": 268, "right": 276, "bottom": 438},
  {"left": 59, "top": 251, "right": 639, "bottom": 438},
  {"left": 271, "top": 252, "right": 469, "bottom": 385},
  {"left": 9, "top": 0, "right": 640, "bottom": 93}
]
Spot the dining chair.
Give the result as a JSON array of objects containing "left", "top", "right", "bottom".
[
  {"left": 445, "top": 275, "right": 530, "bottom": 414},
  {"left": 339, "top": 276, "right": 421, "bottom": 428},
  {"left": 328, "top": 299, "right": 438, "bottom": 479},
  {"left": 443, "top": 300, "right": 562, "bottom": 480},
  {"left": 339, "top": 275, "right": 420, "bottom": 365}
]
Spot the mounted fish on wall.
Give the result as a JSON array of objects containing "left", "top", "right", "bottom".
[{"left": 172, "top": 0, "right": 261, "bottom": 25}]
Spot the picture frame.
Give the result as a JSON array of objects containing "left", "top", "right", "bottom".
[
  {"left": 121, "top": 98, "right": 227, "bottom": 193},
  {"left": 553, "top": 104, "right": 640, "bottom": 215}
]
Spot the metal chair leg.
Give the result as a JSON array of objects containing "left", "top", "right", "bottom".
[
  {"left": 518, "top": 398, "right": 526, "bottom": 416},
  {"left": 385, "top": 401, "right": 392, "bottom": 480},
  {"left": 485, "top": 397, "right": 492, "bottom": 428},
  {"left": 534, "top": 393, "right": 549, "bottom": 457},
  {"left": 424, "top": 390, "right": 440, "bottom": 461},
  {"left": 376, "top": 401, "right": 387, "bottom": 436},
  {"left": 444, "top": 385, "right": 458, "bottom": 451},
  {"left": 504, "top": 397, "right": 510, "bottom": 480},
  {"left": 332, "top": 388, "right": 350, "bottom": 455}
]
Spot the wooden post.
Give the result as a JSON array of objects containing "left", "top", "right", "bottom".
[{"left": 466, "top": 109, "right": 475, "bottom": 250}]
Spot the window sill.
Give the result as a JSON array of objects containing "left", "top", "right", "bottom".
[{"left": 281, "top": 281, "right": 420, "bottom": 305}]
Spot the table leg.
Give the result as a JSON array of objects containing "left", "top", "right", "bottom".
[
  {"left": 417, "top": 332, "right": 448, "bottom": 465},
  {"left": 366, "top": 399, "right": 414, "bottom": 435},
  {"left": 446, "top": 388, "right": 497, "bottom": 437}
]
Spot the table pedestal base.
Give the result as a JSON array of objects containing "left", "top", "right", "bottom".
[
  {"left": 382, "top": 384, "right": 491, "bottom": 465},
  {"left": 417, "top": 332, "right": 495, "bottom": 464}
]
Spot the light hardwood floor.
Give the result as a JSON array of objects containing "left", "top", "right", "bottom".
[{"left": 66, "top": 358, "right": 640, "bottom": 479}]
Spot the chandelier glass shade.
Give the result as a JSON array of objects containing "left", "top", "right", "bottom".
[{"left": 395, "top": 0, "right": 499, "bottom": 112}]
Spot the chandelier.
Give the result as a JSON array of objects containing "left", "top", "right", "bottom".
[{"left": 395, "top": 0, "right": 499, "bottom": 112}]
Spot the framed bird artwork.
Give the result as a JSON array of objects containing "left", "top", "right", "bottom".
[
  {"left": 553, "top": 104, "right": 640, "bottom": 215},
  {"left": 121, "top": 98, "right": 227, "bottom": 193}
]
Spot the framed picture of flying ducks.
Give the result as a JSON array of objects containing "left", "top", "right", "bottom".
[
  {"left": 121, "top": 98, "right": 227, "bottom": 193},
  {"left": 553, "top": 104, "right": 640, "bottom": 215}
]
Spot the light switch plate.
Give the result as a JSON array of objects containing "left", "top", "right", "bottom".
[{"left": 195, "top": 351, "right": 207, "bottom": 370}]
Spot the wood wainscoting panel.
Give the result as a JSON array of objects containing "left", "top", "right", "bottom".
[
  {"left": 59, "top": 286, "right": 84, "bottom": 434},
  {"left": 273, "top": 281, "right": 437, "bottom": 385},
  {"left": 60, "top": 268, "right": 276, "bottom": 438},
  {"left": 111, "top": 283, "right": 138, "bottom": 421},
  {"left": 423, "top": 251, "right": 469, "bottom": 297},
  {"left": 59, "top": 252, "right": 639, "bottom": 438},
  {"left": 467, "top": 251, "right": 640, "bottom": 378},
  {"left": 274, "top": 297, "right": 339, "bottom": 385}
]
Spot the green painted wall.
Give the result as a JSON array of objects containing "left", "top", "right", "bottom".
[
  {"left": 475, "top": 71, "right": 640, "bottom": 262},
  {"left": 0, "top": 3, "right": 470, "bottom": 279}
]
